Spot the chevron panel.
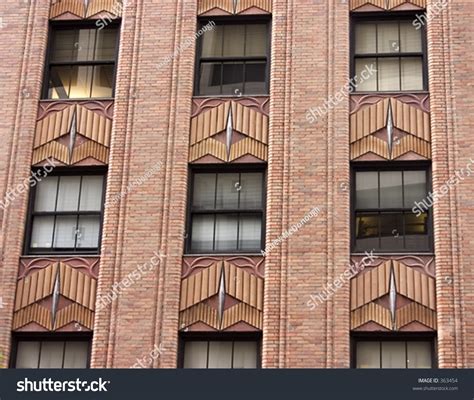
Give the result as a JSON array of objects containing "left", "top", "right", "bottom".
[
  {"left": 351, "top": 303, "right": 392, "bottom": 330},
  {"left": 198, "top": 0, "right": 234, "bottom": 14},
  {"left": 180, "top": 261, "right": 221, "bottom": 311},
  {"left": 350, "top": 98, "right": 389, "bottom": 143},
  {"left": 34, "top": 106, "right": 75, "bottom": 148},
  {"left": 235, "top": 0, "right": 272, "bottom": 13},
  {"left": 350, "top": 0, "right": 426, "bottom": 11},
  {"left": 231, "top": 102, "right": 269, "bottom": 143},
  {"left": 189, "top": 138, "right": 228, "bottom": 162},
  {"left": 397, "top": 303, "right": 437, "bottom": 330},
  {"left": 50, "top": 0, "right": 122, "bottom": 19},
  {"left": 13, "top": 304, "right": 53, "bottom": 331},
  {"left": 350, "top": 135, "right": 390, "bottom": 160},
  {"left": 70, "top": 140, "right": 109, "bottom": 164},
  {"left": 223, "top": 261, "right": 264, "bottom": 310},
  {"left": 190, "top": 102, "right": 230, "bottom": 145},
  {"left": 392, "top": 98, "right": 431, "bottom": 141}
]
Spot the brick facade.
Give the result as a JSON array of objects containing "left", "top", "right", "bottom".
[{"left": 0, "top": 0, "right": 473, "bottom": 369}]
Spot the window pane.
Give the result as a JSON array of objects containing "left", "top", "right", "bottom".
[
  {"left": 355, "top": 58, "right": 377, "bottom": 91},
  {"left": 31, "top": 216, "right": 55, "bottom": 248},
  {"left": 407, "top": 342, "right": 432, "bottom": 368},
  {"left": 401, "top": 57, "right": 423, "bottom": 91},
  {"left": 245, "top": 62, "right": 266, "bottom": 94},
  {"left": 63, "top": 342, "right": 89, "bottom": 368},
  {"left": 39, "top": 342, "right": 64, "bottom": 368},
  {"left": 381, "top": 342, "right": 406, "bottom": 368},
  {"left": 16, "top": 342, "right": 40, "bottom": 368},
  {"left": 34, "top": 176, "right": 58, "bottom": 212},
  {"left": 53, "top": 215, "right": 77, "bottom": 248},
  {"left": 48, "top": 66, "right": 72, "bottom": 99},
  {"left": 355, "top": 213, "right": 379, "bottom": 251},
  {"left": 355, "top": 23, "right": 376, "bottom": 54},
  {"left": 183, "top": 342, "right": 208, "bottom": 368},
  {"left": 69, "top": 65, "right": 94, "bottom": 98},
  {"left": 378, "top": 58, "right": 400, "bottom": 91},
  {"left": 239, "top": 215, "right": 261, "bottom": 250},
  {"left": 380, "top": 213, "right": 404, "bottom": 250},
  {"left": 216, "top": 173, "right": 239, "bottom": 209},
  {"left": 193, "top": 174, "right": 216, "bottom": 210},
  {"left": 233, "top": 342, "right": 258, "bottom": 368},
  {"left": 245, "top": 24, "right": 267, "bottom": 56},
  {"left": 94, "top": 28, "right": 117, "bottom": 60},
  {"left": 380, "top": 171, "right": 403, "bottom": 208},
  {"left": 75, "top": 29, "right": 96, "bottom": 61},
  {"left": 378, "top": 22, "right": 399, "bottom": 53},
  {"left": 57, "top": 176, "right": 81, "bottom": 211},
  {"left": 208, "top": 341, "right": 233, "bottom": 368},
  {"left": 404, "top": 170, "right": 426, "bottom": 207},
  {"left": 76, "top": 216, "right": 101, "bottom": 248},
  {"left": 51, "top": 30, "right": 76, "bottom": 62},
  {"left": 356, "top": 171, "right": 378, "bottom": 209},
  {"left": 91, "top": 65, "right": 114, "bottom": 98},
  {"left": 239, "top": 173, "right": 263, "bottom": 209},
  {"left": 222, "top": 62, "right": 244, "bottom": 95},
  {"left": 79, "top": 176, "right": 104, "bottom": 211},
  {"left": 191, "top": 215, "right": 215, "bottom": 252},
  {"left": 215, "top": 214, "right": 238, "bottom": 251},
  {"left": 356, "top": 342, "right": 380, "bottom": 368},
  {"left": 202, "top": 25, "right": 223, "bottom": 57},
  {"left": 223, "top": 25, "right": 245, "bottom": 57},
  {"left": 199, "top": 62, "right": 222, "bottom": 95},
  {"left": 405, "top": 212, "right": 429, "bottom": 250},
  {"left": 400, "top": 21, "right": 422, "bottom": 52}
]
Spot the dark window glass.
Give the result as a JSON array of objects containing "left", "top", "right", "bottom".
[
  {"left": 14, "top": 340, "right": 90, "bottom": 369},
  {"left": 46, "top": 26, "right": 118, "bottom": 99},
  {"left": 183, "top": 340, "right": 259, "bottom": 369},
  {"left": 353, "top": 20, "right": 425, "bottom": 92},
  {"left": 28, "top": 174, "right": 105, "bottom": 254},
  {"left": 354, "top": 168, "right": 430, "bottom": 252},
  {"left": 355, "top": 340, "right": 433, "bottom": 369},
  {"left": 197, "top": 22, "right": 269, "bottom": 96},
  {"left": 189, "top": 171, "right": 264, "bottom": 253}
]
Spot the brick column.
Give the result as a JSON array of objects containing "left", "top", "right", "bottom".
[
  {"left": 91, "top": 0, "right": 196, "bottom": 368},
  {"left": 263, "top": 0, "right": 350, "bottom": 368},
  {"left": 0, "top": 0, "right": 50, "bottom": 368}
]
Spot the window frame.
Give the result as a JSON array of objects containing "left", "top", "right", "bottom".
[
  {"left": 10, "top": 334, "right": 92, "bottom": 369},
  {"left": 186, "top": 165, "right": 267, "bottom": 255},
  {"left": 42, "top": 21, "right": 121, "bottom": 100},
  {"left": 178, "top": 333, "right": 261, "bottom": 369},
  {"left": 194, "top": 17, "right": 272, "bottom": 97},
  {"left": 351, "top": 334, "right": 437, "bottom": 369},
  {"left": 351, "top": 162, "right": 433, "bottom": 254},
  {"left": 350, "top": 13, "right": 428, "bottom": 93},
  {"left": 24, "top": 168, "right": 107, "bottom": 256}
]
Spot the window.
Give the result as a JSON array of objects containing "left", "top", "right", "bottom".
[
  {"left": 353, "top": 167, "right": 430, "bottom": 252},
  {"left": 183, "top": 340, "right": 259, "bottom": 369},
  {"left": 14, "top": 340, "right": 90, "bottom": 368},
  {"left": 355, "top": 340, "right": 433, "bottom": 368},
  {"left": 196, "top": 21, "right": 269, "bottom": 96},
  {"left": 45, "top": 25, "right": 118, "bottom": 99},
  {"left": 188, "top": 171, "right": 265, "bottom": 253},
  {"left": 353, "top": 19, "right": 425, "bottom": 91},
  {"left": 27, "top": 173, "right": 105, "bottom": 254}
]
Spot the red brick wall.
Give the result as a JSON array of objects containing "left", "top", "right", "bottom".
[
  {"left": 428, "top": 0, "right": 474, "bottom": 368},
  {"left": 262, "top": 0, "right": 350, "bottom": 368},
  {"left": 91, "top": 0, "right": 197, "bottom": 368},
  {"left": 0, "top": 0, "right": 50, "bottom": 368}
]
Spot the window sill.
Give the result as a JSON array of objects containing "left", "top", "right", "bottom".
[{"left": 351, "top": 91, "right": 429, "bottom": 95}]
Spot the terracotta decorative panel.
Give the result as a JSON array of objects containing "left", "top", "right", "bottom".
[
  {"left": 50, "top": 0, "right": 122, "bottom": 20},
  {"left": 198, "top": 0, "right": 271, "bottom": 16},
  {"left": 33, "top": 101, "right": 113, "bottom": 166},
  {"left": 350, "top": 0, "right": 425, "bottom": 11},
  {"left": 350, "top": 94, "right": 431, "bottom": 161},
  {"left": 350, "top": 256, "right": 436, "bottom": 331},
  {"left": 189, "top": 98, "right": 269, "bottom": 163},
  {"left": 179, "top": 257, "right": 264, "bottom": 331},
  {"left": 12, "top": 258, "right": 99, "bottom": 332}
]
